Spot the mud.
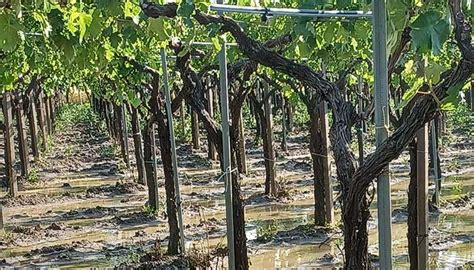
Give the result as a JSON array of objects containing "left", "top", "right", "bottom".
[
  {"left": 62, "top": 206, "right": 118, "bottom": 220},
  {"left": 0, "top": 105, "right": 473, "bottom": 269},
  {"left": 1, "top": 193, "right": 79, "bottom": 207},
  {"left": 86, "top": 182, "right": 145, "bottom": 197}
]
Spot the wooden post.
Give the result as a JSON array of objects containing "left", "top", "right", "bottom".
[
  {"left": 27, "top": 94, "right": 40, "bottom": 160},
  {"left": 206, "top": 82, "right": 217, "bottom": 160},
  {"left": 180, "top": 100, "right": 186, "bottom": 141},
  {"left": 470, "top": 79, "right": 474, "bottom": 111},
  {"left": 151, "top": 124, "right": 160, "bottom": 211},
  {"left": 15, "top": 95, "right": 29, "bottom": 177},
  {"left": 143, "top": 123, "right": 159, "bottom": 211},
  {"left": 121, "top": 104, "right": 130, "bottom": 168},
  {"left": 44, "top": 95, "right": 52, "bottom": 135},
  {"left": 287, "top": 102, "right": 294, "bottom": 132},
  {"left": 104, "top": 101, "right": 113, "bottom": 137},
  {"left": 37, "top": 91, "right": 48, "bottom": 152},
  {"left": 3, "top": 92, "right": 18, "bottom": 197},
  {"left": 191, "top": 110, "right": 200, "bottom": 149},
  {"left": 319, "top": 101, "right": 333, "bottom": 224},
  {"left": 263, "top": 81, "right": 276, "bottom": 196},
  {"left": 466, "top": 78, "right": 474, "bottom": 111},
  {"left": 237, "top": 111, "right": 247, "bottom": 174},
  {"left": 114, "top": 104, "right": 121, "bottom": 141},
  {"left": 416, "top": 124, "right": 429, "bottom": 270},
  {"left": 431, "top": 121, "right": 441, "bottom": 205},
  {"left": 131, "top": 106, "right": 146, "bottom": 185},
  {"left": 0, "top": 205, "right": 4, "bottom": 230},
  {"left": 281, "top": 93, "right": 288, "bottom": 151},
  {"left": 48, "top": 96, "right": 55, "bottom": 132}
]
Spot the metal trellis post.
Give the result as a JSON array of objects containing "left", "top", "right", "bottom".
[
  {"left": 373, "top": 0, "right": 393, "bottom": 269},
  {"left": 160, "top": 48, "right": 186, "bottom": 254},
  {"left": 217, "top": 0, "right": 236, "bottom": 268}
]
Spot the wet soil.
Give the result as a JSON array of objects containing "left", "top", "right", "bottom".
[{"left": 0, "top": 108, "right": 473, "bottom": 269}]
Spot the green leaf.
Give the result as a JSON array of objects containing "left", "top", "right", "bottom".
[
  {"left": 78, "top": 12, "right": 93, "bottom": 43},
  {"left": 398, "top": 77, "right": 424, "bottom": 109},
  {"left": 410, "top": 10, "right": 450, "bottom": 54},
  {"left": 129, "top": 95, "right": 142, "bottom": 108},
  {"left": 86, "top": 10, "right": 104, "bottom": 39},
  {"left": 425, "top": 62, "right": 447, "bottom": 85},
  {"left": 211, "top": 36, "right": 221, "bottom": 52},
  {"left": 96, "top": 0, "right": 123, "bottom": 16},
  {"left": 0, "top": 13, "right": 23, "bottom": 52},
  {"left": 55, "top": 36, "right": 76, "bottom": 62},
  {"left": 442, "top": 81, "right": 466, "bottom": 110},
  {"left": 148, "top": 18, "right": 169, "bottom": 41},
  {"left": 195, "top": 0, "right": 211, "bottom": 13}
]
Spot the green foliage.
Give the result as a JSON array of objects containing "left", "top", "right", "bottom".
[
  {"left": 27, "top": 168, "right": 40, "bottom": 184},
  {"left": 410, "top": 10, "right": 450, "bottom": 55},
  {"left": 64, "top": 144, "right": 75, "bottom": 157},
  {"left": 99, "top": 144, "right": 117, "bottom": 159},
  {"left": 56, "top": 103, "right": 100, "bottom": 131},
  {"left": 175, "top": 110, "right": 192, "bottom": 143},
  {"left": 449, "top": 176, "right": 464, "bottom": 199},
  {"left": 0, "top": 12, "right": 23, "bottom": 52},
  {"left": 256, "top": 219, "right": 279, "bottom": 243},
  {"left": 446, "top": 104, "right": 474, "bottom": 137},
  {"left": 142, "top": 204, "right": 157, "bottom": 216}
]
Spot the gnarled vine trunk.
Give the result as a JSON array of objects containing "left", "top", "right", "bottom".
[{"left": 139, "top": 2, "right": 473, "bottom": 268}]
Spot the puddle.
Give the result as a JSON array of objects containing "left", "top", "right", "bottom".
[{"left": 1, "top": 106, "right": 472, "bottom": 269}]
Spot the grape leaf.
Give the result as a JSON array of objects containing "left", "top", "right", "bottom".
[{"left": 410, "top": 10, "right": 450, "bottom": 54}]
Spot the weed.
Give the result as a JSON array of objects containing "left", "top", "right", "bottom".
[
  {"left": 47, "top": 135, "right": 54, "bottom": 149},
  {"left": 0, "top": 230, "right": 14, "bottom": 242},
  {"left": 142, "top": 204, "right": 157, "bottom": 217},
  {"left": 174, "top": 112, "right": 191, "bottom": 143},
  {"left": 55, "top": 103, "right": 102, "bottom": 132},
  {"left": 64, "top": 144, "right": 75, "bottom": 157},
  {"left": 27, "top": 168, "right": 40, "bottom": 184},
  {"left": 446, "top": 157, "right": 460, "bottom": 172},
  {"left": 99, "top": 144, "right": 117, "bottom": 159},
  {"left": 451, "top": 176, "right": 464, "bottom": 199},
  {"left": 275, "top": 176, "right": 292, "bottom": 199},
  {"left": 256, "top": 219, "right": 279, "bottom": 243}
]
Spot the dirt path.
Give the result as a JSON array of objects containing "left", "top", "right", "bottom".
[{"left": 1, "top": 107, "right": 473, "bottom": 268}]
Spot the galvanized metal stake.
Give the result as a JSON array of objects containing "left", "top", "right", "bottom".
[
  {"left": 160, "top": 48, "right": 186, "bottom": 254},
  {"left": 217, "top": 0, "right": 236, "bottom": 266},
  {"left": 373, "top": 0, "right": 393, "bottom": 268},
  {"left": 417, "top": 125, "right": 429, "bottom": 269}
]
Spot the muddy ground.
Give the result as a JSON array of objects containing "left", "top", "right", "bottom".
[{"left": 0, "top": 106, "right": 473, "bottom": 269}]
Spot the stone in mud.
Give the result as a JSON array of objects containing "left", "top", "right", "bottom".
[
  {"left": 317, "top": 253, "right": 341, "bottom": 265},
  {"left": 46, "top": 223, "right": 64, "bottom": 230},
  {"left": 176, "top": 145, "right": 193, "bottom": 156},
  {"left": 12, "top": 224, "right": 42, "bottom": 234},
  {"left": 113, "top": 211, "right": 157, "bottom": 225},
  {"left": 28, "top": 244, "right": 76, "bottom": 256},
  {"left": 283, "top": 160, "right": 311, "bottom": 172},
  {"left": 274, "top": 224, "right": 331, "bottom": 243},
  {"left": 62, "top": 183, "right": 72, "bottom": 188},
  {"left": 62, "top": 206, "right": 118, "bottom": 219},
  {"left": 134, "top": 230, "right": 147, "bottom": 237},
  {"left": 442, "top": 193, "right": 473, "bottom": 210},
  {"left": 86, "top": 182, "right": 145, "bottom": 196}
]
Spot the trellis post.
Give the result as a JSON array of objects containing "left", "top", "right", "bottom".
[
  {"left": 373, "top": 0, "right": 393, "bottom": 268},
  {"left": 3, "top": 92, "right": 18, "bottom": 197},
  {"left": 160, "top": 48, "right": 186, "bottom": 254},
  {"left": 216, "top": 0, "right": 236, "bottom": 267}
]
